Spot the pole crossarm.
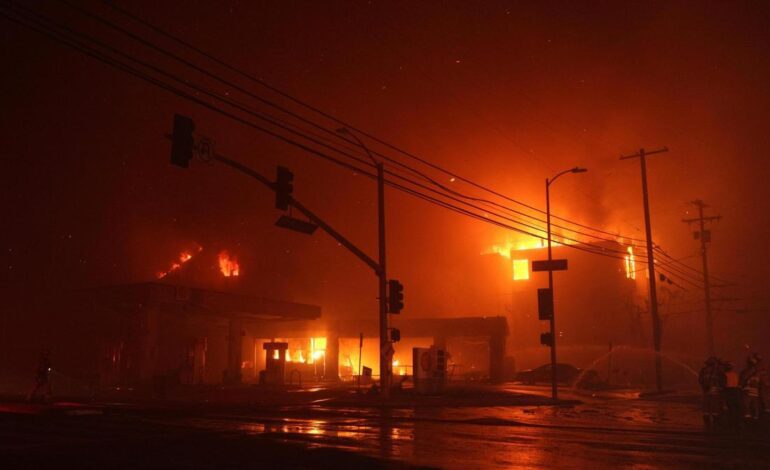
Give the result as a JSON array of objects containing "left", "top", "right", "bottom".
[
  {"left": 682, "top": 216, "right": 722, "bottom": 224},
  {"left": 620, "top": 147, "right": 669, "bottom": 160},
  {"left": 213, "top": 153, "right": 383, "bottom": 275}
]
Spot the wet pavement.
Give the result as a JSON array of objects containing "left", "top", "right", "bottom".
[{"left": 2, "top": 385, "right": 770, "bottom": 469}]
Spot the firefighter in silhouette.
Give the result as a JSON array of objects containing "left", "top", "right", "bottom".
[
  {"left": 27, "top": 349, "right": 53, "bottom": 403},
  {"left": 698, "top": 356, "right": 725, "bottom": 427},
  {"left": 740, "top": 353, "right": 766, "bottom": 422}
]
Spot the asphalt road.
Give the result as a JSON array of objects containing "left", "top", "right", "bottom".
[{"left": 2, "top": 387, "right": 770, "bottom": 469}]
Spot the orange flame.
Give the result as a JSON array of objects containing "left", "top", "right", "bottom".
[
  {"left": 483, "top": 238, "right": 545, "bottom": 259},
  {"left": 483, "top": 238, "right": 544, "bottom": 281},
  {"left": 624, "top": 246, "right": 636, "bottom": 280},
  {"left": 157, "top": 246, "right": 201, "bottom": 279},
  {"left": 218, "top": 250, "right": 240, "bottom": 277},
  {"left": 512, "top": 259, "right": 530, "bottom": 281}
]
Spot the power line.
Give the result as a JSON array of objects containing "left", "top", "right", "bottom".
[
  {"left": 100, "top": 0, "right": 651, "bottom": 246},
  {"left": 654, "top": 245, "right": 731, "bottom": 285},
  {"left": 62, "top": 0, "right": 654, "bottom": 252},
  {"left": 11, "top": 0, "right": 652, "bottom": 261},
  {"left": 0, "top": 6, "right": 562, "bottom": 248},
  {"left": 0, "top": 2, "right": 689, "bottom": 270}
]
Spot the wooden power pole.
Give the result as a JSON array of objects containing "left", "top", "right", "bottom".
[
  {"left": 621, "top": 147, "right": 668, "bottom": 393},
  {"left": 682, "top": 200, "right": 721, "bottom": 356}
]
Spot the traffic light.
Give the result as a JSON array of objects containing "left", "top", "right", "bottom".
[
  {"left": 537, "top": 288, "right": 553, "bottom": 320},
  {"left": 170, "top": 114, "right": 195, "bottom": 168},
  {"left": 390, "top": 328, "right": 401, "bottom": 342},
  {"left": 387, "top": 279, "right": 404, "bottom": 313},
  {"left": 275, "top": 165, "right": 294, "bottom": 210},
  {"left": 540, "top": 332, "right": 553, "bottom": 347}
]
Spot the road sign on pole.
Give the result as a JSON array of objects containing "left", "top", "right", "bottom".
[{"left": 532, "top": 259, "right": 568, "bottom": 272}]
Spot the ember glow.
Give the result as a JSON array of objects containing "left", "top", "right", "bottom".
[
  {"left": 156, "top": 246, "right": 202, "bottom": 279},
  {"left": 218, "top": 250, "right": 240, "bottom": 277}
]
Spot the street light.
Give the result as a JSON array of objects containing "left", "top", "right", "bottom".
[
  {"left": 336, "top": 127, "right": 391, "bottom": 398},
  {"left": 545, "top": 166, "right": 587, "bottom": 401}
]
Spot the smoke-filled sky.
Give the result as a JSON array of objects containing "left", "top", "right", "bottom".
[{"left": 2, "top": 1, "right": 770, "bottom": 346}]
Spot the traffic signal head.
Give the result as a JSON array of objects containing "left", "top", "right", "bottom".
[
  {"left": 540, "top": 332, "right": 553, "bottom": 347},
  {"left": 390, "top": 328, "right": 401, "bottom": 342},
  {"left": 170, "top": 114, "right": 195, "bottom": 168},
  {"left": 537, "top": 288, "right": 554, "bottom": 321},
  {"left": 387, "top": 279, "right": 404, "bottom": 314},
  {"left": 275, "top": 165, "right": 294, "bottom": 210}
]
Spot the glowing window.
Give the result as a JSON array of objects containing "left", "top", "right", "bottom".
[
  {"left": 624, "top": 246, "right": 636, "bottom": 280},
  {"left": 512, "top": 259, "right": 529, "bottom": 281}
]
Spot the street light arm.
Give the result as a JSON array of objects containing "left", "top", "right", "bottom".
[
  {"left": 548, "top": 167, "right": 587, "bottom": 186},
  {"left": 337, "top": 127, "right": 378, "bottom": 166}
]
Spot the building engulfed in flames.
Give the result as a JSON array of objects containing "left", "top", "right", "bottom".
[
  {"left": 42, "top": 237, "right": 509, "bottom": 392},
  {"left": 481, "top": 237, "right": 657, "bottom": 373}
]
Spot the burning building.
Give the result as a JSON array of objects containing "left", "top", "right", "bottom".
[
  {"left": 5, "top": 242, "right": 512, "bottom": 395},
  {"left": 484, "top": 239, "right": 650, "bottom": 372}
]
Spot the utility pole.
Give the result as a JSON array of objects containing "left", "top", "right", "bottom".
[
  {"left": 337, "top": 128, "right": 391, "bottom": 398},
  {"left": 682, "top": 200, "right": 721, "bottom": 356},
  {"left": 539, "top": 166, "right": 587, "bottom": 401},
  {"left": 621, "top": 147, "right": 668, "bottom": 393}
]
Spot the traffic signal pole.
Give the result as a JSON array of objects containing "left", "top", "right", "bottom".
[
  {"left": 621, "top": 147, "right": 668, "bottom": 394},
  {"left": 213, "top": 152, "right": 382, "bottom": 272},
  {"left": 377, "top": 161, "right": 391, "bottom": 398},
  {"left": 545, "top": 178, "right": 558, "bottom": 401},
  {"left": 338, "top": 127, "right": 392, "bottom": 398},
  {"left": 170, "top": 116, "right": 396, "bottom": 398},
  {"left": 542, "top": 166, "right": 587, "bottom": 402}
]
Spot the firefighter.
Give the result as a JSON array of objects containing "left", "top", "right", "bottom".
[
  {"left": 698, "top": 356, "right": 726, "bottom": 427},
  {"left": 26, "top": 349, "right": 53, "bottom": 403},
  {"left": 723, "top": 361, "right": 742, "bottom": 429},
  {"left": 740, "top": 353, "right": 765, "bottom": 423}
]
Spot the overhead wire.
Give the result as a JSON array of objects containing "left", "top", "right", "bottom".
[
  {"left": 101, "top": 0, "right": 652, "bottom": 246},
  {"left": 2, "top": 1, "right": 716, "bottom": 271},
  {"left": 56, "top": 0, "right": 655, "bottom": 253},
  {"left": 99, "top": 0, "right": 737, "bottom": 289},
  {"left": 0, "top": 3, "right": 575, "bottom": 250},
  {"left": 15, "top": 0, "right": 652, "bottom": 261}
]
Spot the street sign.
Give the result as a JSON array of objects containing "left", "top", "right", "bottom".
[
  {"left": 532, "top": 259, "right": 568, "bottom": 272},
  {"left": 275, "top": 215, "right": 318, "bottom": 234},
  {"left": 537, "top": 288, "right": 553, "bottom": 320}
]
